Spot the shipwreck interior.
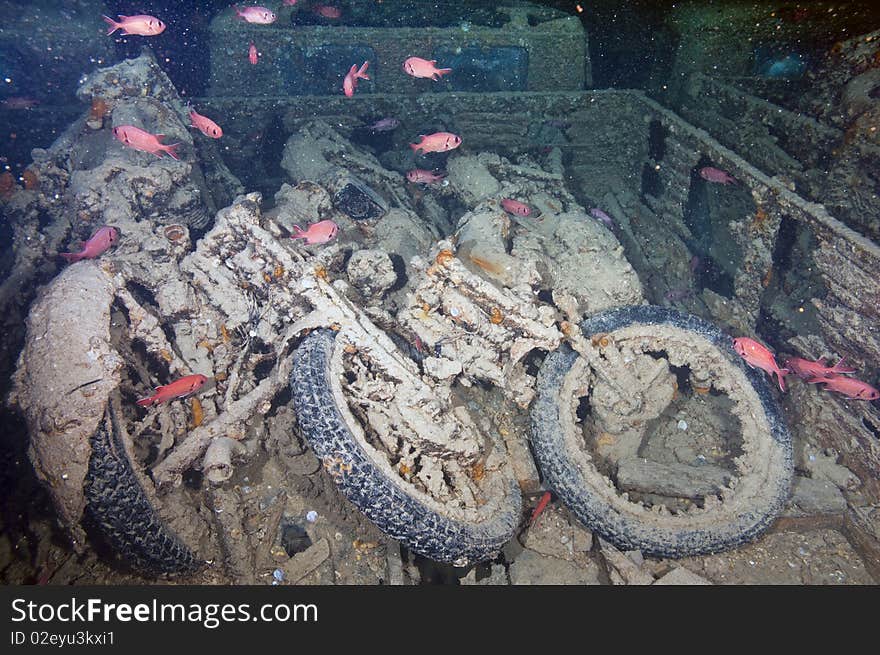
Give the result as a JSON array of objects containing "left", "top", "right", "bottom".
[{"left": 1, "top": 0, "right": 880, "bottom": 585}]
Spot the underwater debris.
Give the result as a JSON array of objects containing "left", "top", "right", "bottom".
[
  {"left": 163, "top": 224, "right": 187, "bottom": 242},
  {"left": 87, "top": 97, "right": 110, "bottom": 130},
  {"left": 21, "top": 169, "right": 39, "bottom": 191},
  {"left": 0, "top": 172, "right": 17, "bottom": 198},
  {"left": 190, "top": 397, "right": 204, "bottom": 429}
]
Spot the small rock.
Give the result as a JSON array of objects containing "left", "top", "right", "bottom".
[
  {"left": 509, "top": 550, "right": 600, "bottom": 585},
  {"left": 652, "top": 567, "right": 712, "bottom": 585}
]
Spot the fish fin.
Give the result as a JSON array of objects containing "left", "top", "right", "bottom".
[
  {"left": 102, "top": 15, "right": 120, "bottom": 35},
  {"left": 163, "top": 143, "right": 181, "bottom": 161},
  {"left": 59, "top": 252, "right": 81, "bottom": 263},
  {"left": 831, "top": 357, "right": 857, "bottom": 374}
]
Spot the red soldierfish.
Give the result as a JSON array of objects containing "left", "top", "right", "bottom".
[
  {"left": 313, "top": 5, "right": 341, "bottom": 18},
  {"left": 189, "top": 107, "right": 223, "bottom": 138},
  {"left": 136, "top": 374, "right": 209, "bottom": 407},
  {"left": 805, "top": 374, "right": 880, "bottom": 400},
  {"left": 732, "top": 337, "right": 789, "bottom": 391},
  {"left": 409, "top": 132, "right": 461, "bottom": 154},
  {"left": 501, "top": 198, "right": 533, "bottom": 217},
  {"left": 249, "top": 42, "right": 259, "bottom": 65},
  {"left": 102, "top": 14, "right": 166, "bottom": 36},
  {"left": 700, "top": 166, "right": 737, "bottom": 185},
  {"left": 530, "top": 491, "right": 552, "bottom": 526},
  {"left": 60, "top": 225, "right": 119, "bottom": 263},
  {"left": 291, "top": 220, "right": 339, "bottom": 245},
  {"left": 112, "top": 125, "right": 181, "bottom": 160},
  {"left": 402, "top": 57, "right": 453, "bottom": 80},
  {"left": 233, "top": 5, "right": 277, "bottom": 24},
  {"left": 343, "top": 61, "right": 370, "bottom": 97},
  {"left": 784, "top": 356, "right": 856, "bottom": 380},
  {"left": 406, "top": 169, "right": 445, "bottom": 184}
]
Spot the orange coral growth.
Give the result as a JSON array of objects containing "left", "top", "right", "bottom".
[
  {"left": 190, "top": 397, "right": 204, "bottom": 429},
  {"left": 262, "top": 272, "right": 272, "bottom": 283},
  {"left": 159, "top": 349, "right": 173, "bottom": 362},
  {"left": 273, "top": 264, "right": 284, "bottom": 279},
  {"left": 220, "top": 323, "right": 230, "bottom": 343},
  {"left": 0, "top": 172, "right": 16, "bottom": 198},
  {"left": 435, "top": 249, "right": 455, "bottom": 266},
  {"left": 21, "top": 169, "right": 39, "bottom": 190},
  {"left": 398, "top": 462, "right": 411, "bottom": 476},
  {"left": 315, "top": 265, "right": 328, "bottom": 280},
  {"left": 214, "top": 371, "right": 228, "bottom": 382},
  {"left": 468, "top": 461, "right": 485, "bottom": 481},
  {"left": 762, "top": 267, "right": 773, "bottom": 288},
  {"left": 591, "top": 334, "right": 610, "bottom": 347},
  {"left": 89, "top": 97, "right": 110, "bottom": 121},
  {"left": 489, "top": 307, "right": 503, "bottom": 324},
  {"left": 752, "top": 206, "right": 769, "bottom": 231}
]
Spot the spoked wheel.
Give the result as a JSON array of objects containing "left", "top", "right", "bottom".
[
  {"left": 291, "top": 328, "right": 521, "bottom": 566},
  {"left": 531, "top": 306, "right": 793, "bottom": 558}
]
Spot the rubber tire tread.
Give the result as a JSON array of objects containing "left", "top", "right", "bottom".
[
  {"left": 84, "top": 423, "right": 198, "bottom": 575},
  {"left": 531, "top": 305, "right": 793, "bottom": 558},
  {"left": 291, "top": 328, "right": 521, "bottom": 565}
]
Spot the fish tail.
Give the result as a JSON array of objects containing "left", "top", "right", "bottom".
[
  {"left": 437, "top": 67, "right": 452, "bottom": 77},
  {"left": 776, "top": 368, "right": 789, "bottom": 392},
  {"left": 136, "top": 396, "right": 155, "bottom": 407},
  {"left": 163, "top": 143, "right": 181, "bottom": 160},
  {"left": 102, "top": 15, "right": 120, "bottom": 35},
  {"left": 290, "top": 225, "right": 305, "bottom": 239},
  {"left": 409, "top": 142, "right": 422, "bottom": 153},
  {"left": 357, "top": 61, "right": 370, "bottom": 79},
  {"left": 59, "top": 252, "right": 82, "bottom": 264}
]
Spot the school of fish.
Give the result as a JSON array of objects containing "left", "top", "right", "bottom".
[{"left": 66, "top": 6, "right": 880, "bottom": 414}]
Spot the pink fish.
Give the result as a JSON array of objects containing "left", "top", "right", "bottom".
[
  {"left": 343, "top": 61, "right": 370, "bottom": 97},
  {"left": 785, "top": 356, "right": 856, "bottom": 380},
  {"left": 402, "top": 57, "right": 453, "bottom": 81},
  {"left": 368, "top": 117, "right": 400, "bottom": 132},
  {"left": 313, "top": 5, "right": 341, "bottom": 18},
  {"left": 233, "top": 5, "right": 277, "bottom": 24},
  {"left": 102, "top": 14, "right": 166, "bottom": 36},
  {"left": 137, "top": 374, "right": 209, "bottom": 407},
  {"left": 501, "top": 198, "right": 532, "bottom": 217},
  {"left": 589, "top": 207, "right": 614, "bottom": 228},
  {"left": 60, "top": 225, "right": 119, "bottom": 263},
  {"left": 283, "top": 0, "right": 297, "bottom": 5},
  {"left": 409, "top": 132, "right": 461, "bottom": 154},
  {"left": 805, "top": 374, "right": 880, "bottom": 400},
  {"left": 112, "top": 125, "right": 181, "bottom": 160},
  {"left": 1, "top": 97, "right": 39, "bottom": 110},
  {"left": 291, "top": 220, "right": 339, "bottom": 245},
  {"left": 732, "top": 337, "right": 788, "bottom": 391},
  {"left": 406, "top": 169, "right": 446, "bottom": 184},
  {"left": 189, "top": 107, "right": 223, "bottom": 138},
  {"left": 249, "top": 42, "right": 259, "bottom": 65},
  {"left": 700, "top": 166, "right": 737, "bottom": 185}
]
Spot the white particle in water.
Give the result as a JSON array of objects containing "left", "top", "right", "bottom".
[
  {"left": 677, "top": 419, "right": 688, "bottom": 431},
  {"left": 306, "top": 510, "right": 318, "bottom": 522}
]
